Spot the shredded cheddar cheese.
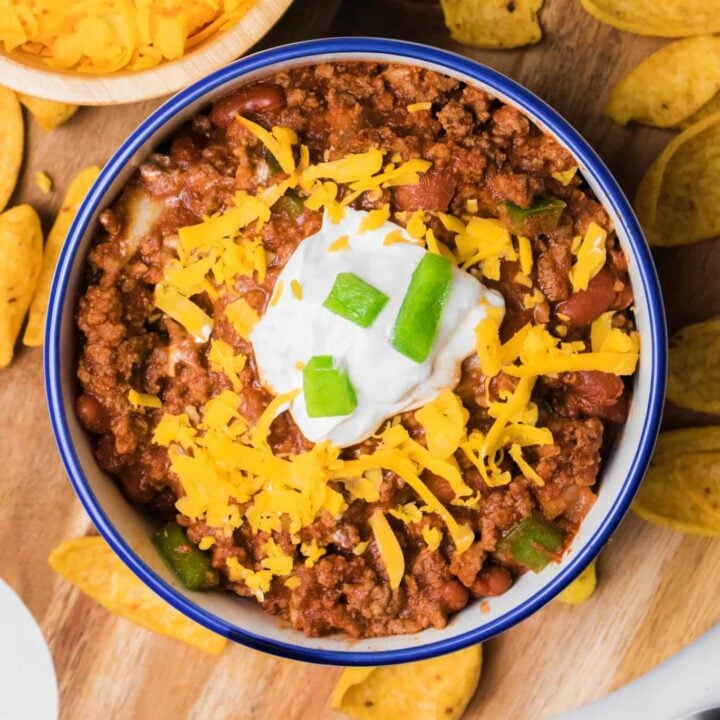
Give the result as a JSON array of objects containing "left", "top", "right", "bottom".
[
  {"left": 154, "top": 285, "right": 213, "bottom": 343},
  {"left": 207, "top": 340, "right": 246, "bottom": 391},
  {"left": 475, "top": 306, "right": 504, "bottom": 379},
  {"left": 551, "top": 166, "right": 578, "bottom": 186},
  {"left": 225, "top": 298, "right": 259, "bottom": 339},
  {"left": 236, "top": 116, "right": 297, "bottom": 174},
  {"left": 128, "top": 389, "right": 162, "bottom": 408},
  {"left": 290, "top": 279, "right": 303, "bottom": 300},
  {"left": 359, "top": 205, "right": 390, "bottom": 233},
  {"left": 518, "top": 236, "right": 533, "bottom": 275},
  {"left": 415, "top": 391, "right": 469, "bottom": 459},
  {"left": 369, "top": 509, "right": 405, "bottom": 589},
  {"left": 269, "top": 281, "right": 284, "bottom": 307},
  {"left": 198, "top": 536, "right": 216, "bottom": 550},
  {"left": 389, "top": 503, "right": 424, "bottom": 524},
  {"left": 422, "top": 526, "right": 443, "bottom": 551},
  {"left": 455, "top": 217, "right": 517, "bottom": 279},
  {"left": 301, "top": 149, "right": 384, "bottom": 188},
  {"left": 570, "top": 222, "right": 607, "bottom": 292},
  {"left": 328, "top": 235, "right": 350, "bottom": 252},
  {"left": 383, "top": 229, "right": 405, "bottom": 246},
  {"left": 407, "top": 101, "right": 432, "bottom": 113}
]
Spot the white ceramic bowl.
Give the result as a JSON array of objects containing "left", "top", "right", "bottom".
[
  {"left": 45, "top": 38, "right": 667, "bottom": 665},
  {"left": 0, "top": 0, "right": 292, "bottom": 105}
]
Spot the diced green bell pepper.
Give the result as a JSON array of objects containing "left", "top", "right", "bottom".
[
  {"left": 152, "top": 522, "right": 220, "bottom": 591},
  {"left": 499, "top": 196, "right": 567, "bottom": 235},
  {"left": 496, "top": 517, "right": 565, "bottom": 573},
  {"left": 391, "top": 253, "right": 452, "bottom": 363},
  {"left": 323, "top": 272, "right": 389, "bottom": 328},
  {"left": 303, "top": 355, "right": 358, "bottom": 418},
  {"left": 280, "top": 189, "right": 305, "bottom": 218},
  {"left": 263, "top": 146, "right": 282, "bottom": 174}
]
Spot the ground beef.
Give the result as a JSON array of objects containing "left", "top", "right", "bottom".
[{"left": 75, "top": 62, "right": 635, "bottom": 639}]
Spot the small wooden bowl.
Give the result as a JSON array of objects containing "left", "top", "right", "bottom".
[{"left": 0, "top": 0, "right": 293, "bottom": 106}]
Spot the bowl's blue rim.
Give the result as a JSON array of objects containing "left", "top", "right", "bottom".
[{"left": 45, "top": 37, "right": 667, "bottom": 666}]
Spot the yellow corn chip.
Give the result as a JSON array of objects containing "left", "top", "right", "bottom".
[
  {"left": 49, "top": 536, "right": 227, "bottom": 655},
  {"left": 0, "top": 205, "right": 43, "bottom": 367},
  {"left": 331, "top": 645, "right": 482, "bottom": 720},
  {"left": 557, "top": 560, "right": 597, "bottom": 604},
  {"left": 606, "top": 36, "right": 720, "bottom": 128},
  {"left": 580, "top": 0, "right": 720, "bottom": 36},
  {"left": 676, "top": 90, "right": 720, "bottom": 128},
  {"left": 635, "top": 111, "right": 720, "bottom": 246},
  {"left": 633, "top": 428, "right": 720, "bottom": 536},
  {"left": 0, "top": 87, "right": 23, "bottom": 212},
  {"left": 24, "top": 166, "right": 100, "bottom": 347},
  {"left": 440, "top": 0, "right": 543, "bottom": 49},
  {"left": 667, "top": 316, "right": 720, "bottom": 413},
  {"left": 651, "top": 426, "right": 720, "bottom": 466},
  {"left": 18, "top": 94, "right": 78, "bottom": 131}
]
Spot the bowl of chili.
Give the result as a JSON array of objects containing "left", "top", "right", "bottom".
[{"left": 45, "top": 37, "right": 666, "bottom": 665}]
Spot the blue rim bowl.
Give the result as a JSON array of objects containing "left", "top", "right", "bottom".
[{"left": 45, "top": 37, "right": 667, "bottom": 666}]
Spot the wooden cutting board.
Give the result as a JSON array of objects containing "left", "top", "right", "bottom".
[{"left": 2, "top": 1, "right": 719, "bottom": 718}]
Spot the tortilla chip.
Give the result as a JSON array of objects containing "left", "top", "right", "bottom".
[
  {"left": 17, "top": 94, "right": 78, "bottom": 131},
  {"left": 651, "top": 426, "right": 720, "bottom": 465},
  {"left": 0, "top": 87, "right": 23, "bottom": 213},
  {"left": 0, "top": 205, "right": 43, "bottom": 368},
  {"left": 676, "top": 91, "right": 720, "bottom": 128},
  {"left": 580, "top": 0, "right": 720, "bottom": 36},
  {"left": 440, "top": 0, "right": 543, "bottom": 49},
  {"left": 49, "top": 536, "right": 228, "bottom": 655},
  {"left": 23, "top": 165, "right": 100, "bottom": 347},
  {"left": 606, "top": 36, "right": 720, "bottom": 128},
  {"left": 632, "top": 428, "right": 720, "bottom": 536},
  {"left": 667, "top": 316, "right": 720, "bottom": 413},
  {"left": 331, "top": 645, "right": 482, "bottom": 720},
  {"left": 557, "top": 559, "right": 597, "bottom": 604},
  {"left": 634, "top": 111, "right": 720, "bottom": 246}
]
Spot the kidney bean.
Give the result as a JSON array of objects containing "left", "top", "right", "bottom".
[
  {"left": 394, "top": 168, "right": 456, "bottom": 212},
  {"left": 119, "top": 464, "right": 155, "bottom": 505},
  {"left": 565, "top": 371, "right": 624, "bottom": 417},
  {"left": 602, "top": 394, "right": 629, "bottom": 424},
  {"left": 423, "top": 470, "right": 456, "bottom": 504},
  {"left": 75, "top": 393, "right": 110, "bottom": 433},
  {"left": 209, "top": 83, "right": 286, "bottom": 128},
  {"left": 470, "top": 564, "right": 513, "bottom": 597},
  {"left": 441, "top": 578, "right": 470, "bottom": 611},
  {"left": 555, "top": 266, "right": 616, "bottom": 327}
]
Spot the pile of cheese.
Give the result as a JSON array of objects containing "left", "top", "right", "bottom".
[
  {"left": 133, "top": 115, "right": 640, "bottom": 596},
  {"left": 0, "top": 0, "right": 256, "bottom": 73}
]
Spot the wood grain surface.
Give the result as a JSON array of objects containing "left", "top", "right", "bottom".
[{"left": 1, "top": 1, "right": 719, "bottom": 718}]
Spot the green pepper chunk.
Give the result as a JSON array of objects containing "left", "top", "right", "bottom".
[
  {"left": 499, "top": 196, "right": 567, "bottom": 235},
  {"left": 496, "top": 517, "right": 565, "bottom": 573},
  {"left": 152, "top": 522, "right": 220, "bottom": 591},
  {"left": 280, "top": 188, "right": 305, "bottom": 218},
  {"left": 391, "top": 253, "right": 452, "bottom": 363},
  {"left": 323, "top": 272, "right": 389, "bottom": 328},
  {"left": 263, "top": 146, "right": 282, "bottom": 175},
  {"left": 303, "top": 355, "right": 358, "bottom": 418}
]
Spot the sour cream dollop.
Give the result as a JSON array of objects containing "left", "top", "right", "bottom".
[{"left": 250, "top": 208, "right": 505, "bottom": 447}]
